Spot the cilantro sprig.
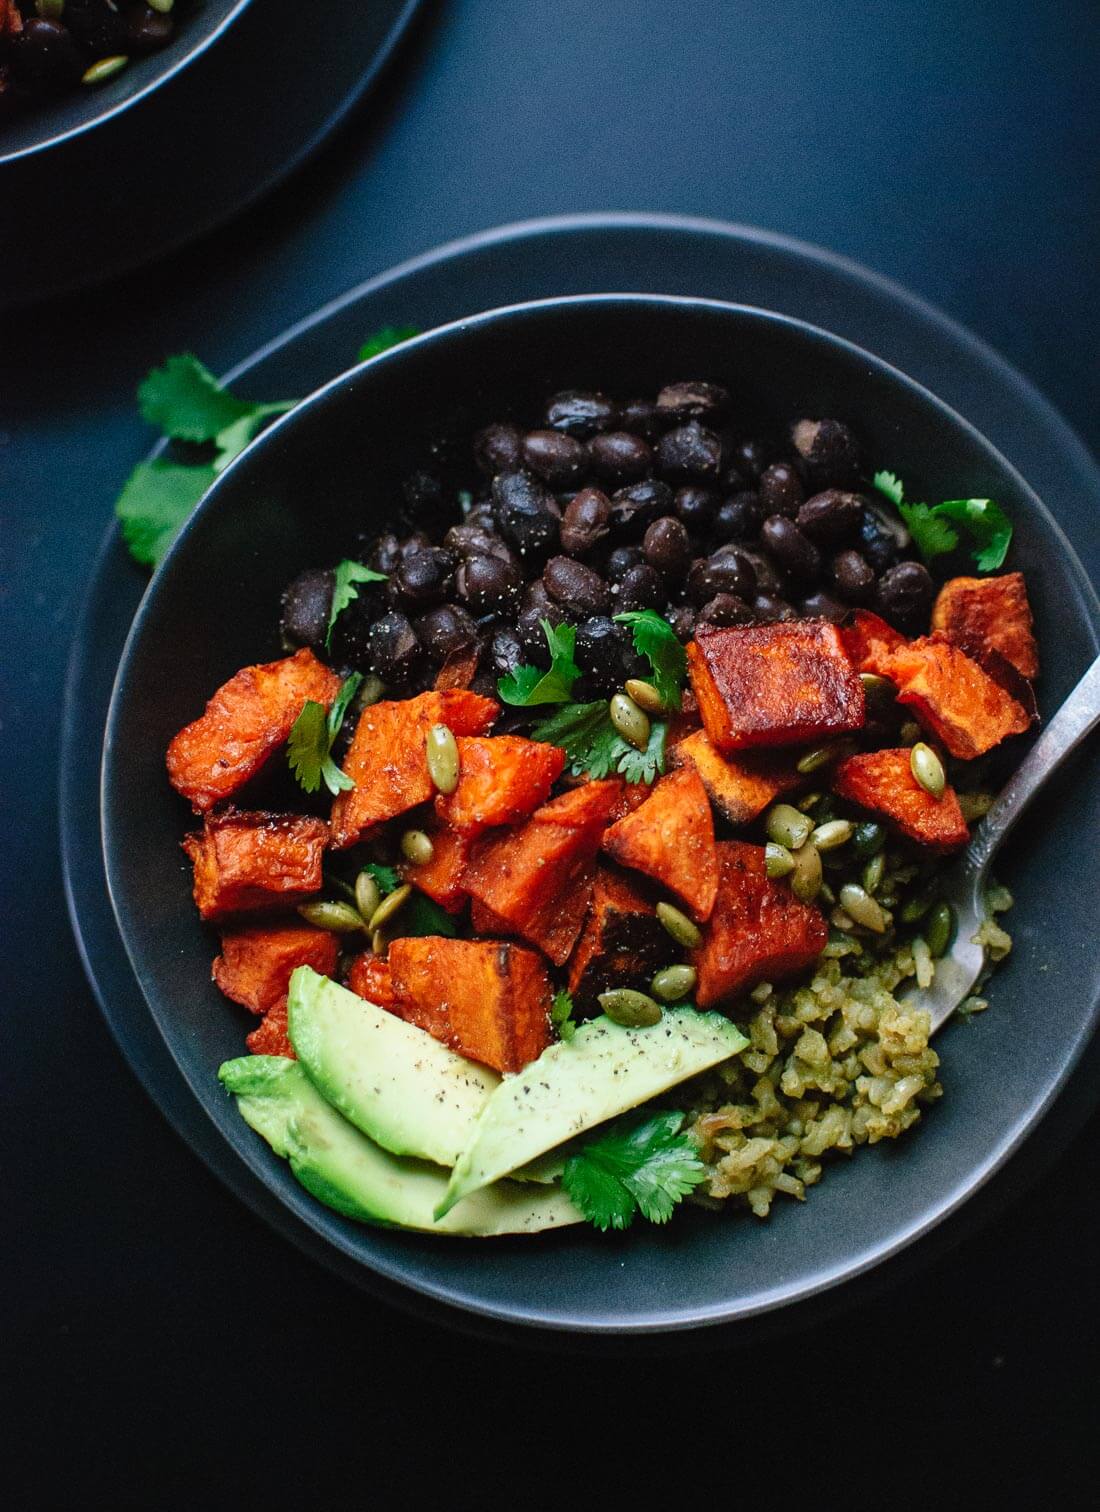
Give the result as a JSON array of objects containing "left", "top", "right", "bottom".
[
  {"left": 358, "top": 325, "right": 420, "bottom": 361},
  {"left": 562, "top": 1110, "right": 707, "bottom": 1231},
  {"left": 873, "top": 469, "right": 1012, "bottom": 572},
  {"left": 326, "top": 559, "right": 388, "bottom": 649},
  {"left": 551, "top": 990, "right": 577, "bottom": 1043},
  {"left": 287, "top": 672, "right": 362, "bottom": 797},
  {"left": 614, "top": 609, "right": 686, "bottom": 710},
  {"left": 497, "top": 620, "right": 581, "bottom": 706},
  {"left": 530, "top": 700, "right": 668, "bottom": 785}
]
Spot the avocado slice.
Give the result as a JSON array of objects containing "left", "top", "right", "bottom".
[
  {"left": 219, "top": 1055, "right": 582, "bottom": 1236},
  {"left": 437, "top": 1008, "right": 748, "bottom": 1218},
  {"left": 287, "top": 966, "right": 500, "bottom": 1167}
]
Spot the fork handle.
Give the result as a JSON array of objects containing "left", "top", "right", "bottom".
[{"left": 963, "top": 653, "right": 1100, "bottom": 879}]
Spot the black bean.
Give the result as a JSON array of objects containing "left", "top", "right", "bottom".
[
  {"left": 369, "top": 612, "right": 421, "bottom": 684},
  {"left": 712, "top": 491, "right": 762, "bottom": 542},
  {"left": 62, "top": 0, "right": 128, "bottom": 55},
  {"left": 575, "top": 616, "right": 630, "bottom": 694},
  {"left": 394, "top": 547, "right": 455, "bottom": 608},
  {"left": 473, "top": 422, "right": 524, "bottom": 476},
  {"left": 790, "top": 418, "right": 861, "bottom": 488},
  {"left": 517, "top": 592, "right": 569, "bottom": 663},
  {"left": 657, "top": 421, "right": 723, "bottom": 484},
  {"left": 444, "top": 523, "right": 515, "bottom": 565},
  {"left": 667, "top": 604, "right": 697, "bottom": 640},
  {"left": 698, "top": 593, "right": 756, "bottom": 627},
  {"left": 366, "top": 532, "right": 402, "bottom": 576},
  {"left": 618, "top": 399, "right": 666, "bottom": 439},
  {"left": 281, "top": 569, "right": 334, "bottom": 652},
  {"left": 465, "top": 503, "right": 496, "bottom": 533},
  {"left": 687, "top": 549, "right": 756, "bottom": 605},
  {"left": 609, "top": 479, "right": 674, "bottom": 537},
  {"left": 401, "top": 470, "right": 451, "bottom": 532},
  {"left": 830, "top": 549, "right": 876, "bottom": 604},
  {"left": 859, "top": 503, "right": 906, "bottom": 571},
  {"left": 606, "top": 545, "right": 645, "bottom": 583},
  {"left": 522, "top": 430, "right": 589, "bottom": 489},
  {"left": 752, "top": 593, "right": 798, "bottom": 622},
  {"left": 760, "top": 516, "right": 821, "bottom": 582},
  {"left": 877, "top": 560, "right": 936, "bottom": 630},
  {"left": 587, "top": 431, "right": 653, "bottom": 488},
  {"left": 11, "top": 20, "right": 84, "bottom": 88},
  {"left": 399, "top": 531, "right": 433, "bottom": 560},
  {"left": 544, "top": 390, "right": 619, "bottom": 438},
  {"left": 559, "top": 488, "right": 612, "bottom": 556},
  {"left": 642, "top": 516, "right": 692, "bottom": 581},
  {"left": 796, "top": 489, "right": 864, "bottom": 544},
  {"left": 615, "top": 563, "right": 666, "bottom": 613},
  {"left": 655, "top": 381, "right": 732, "bottom": 425},
  {"left": 415, "top": 604, "right": 478, "bottom": 662},
  {"left": 799, "top": 590, "right": 849, "bottom": 623},
  {"left": 758, "top": 461, "right": 805, "bottom": 518},
  {"left": 455, "top": 553, "right": 522, "bottom": 615},
  {"left": 730, "top": 437, "right": 772, "bottom": 481},
  {"left": 127, "top": 6, "right": 175, "bottom": 53},
  {"left": 738, "top": 548, "right": 787, "bottom": 596},
  {"left": 489, "top": 625, "right": 525, "bottom": 677},
  {"left": 543, "top": 555, "right": 611, "bottom": 617},
  {"left": 491, "top": 471, "right": 562, "bottom": 561},
  {"left": 673, "top": 486, "right": 718, "bottom": 533}
]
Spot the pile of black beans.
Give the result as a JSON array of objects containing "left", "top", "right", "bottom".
[
  {"left": 0, "top": 1, "right": 181, "bottom": 120},
  {"left": 281, "top": 380, "right": 936, "bottom": 702}
]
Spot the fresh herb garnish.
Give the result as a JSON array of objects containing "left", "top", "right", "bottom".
[
  {"left": 561, "top": 1110, "right": 707, "bottom": 1231},
  {"left": 873, "top": 468, "right": 1012, "bottom": 571},
  {"left": 497, "top": 620, "right": 581, "bottom": 706},
  {"left": 551, "top": 990, "right": 577, "bottom": 1043},
  {"left": 287, "top": 672, "right": 362, "bottom": 797},
  {"left": 326, "top": 559, "right": 388, "bottom": 649},
  {"left": 358, "top": 325, "right": 420, "bottom": 361},
  {"left": 361, "top": 862, "right": 401, "bottom": 896},
  {"left": 116, "top": 461, "right": 218, "bottom": 568},
  {"left": 531, "top": 700, "right": 668, "bottom": 784},
  {"left": 614, "top": 609, "right": 686, "bottom": 710},
  {"left": 399, "top": 892, "right": 460, "bottom": 939},
  {"left": 137, "top": 354, "right": 256, "bottom": 442}
]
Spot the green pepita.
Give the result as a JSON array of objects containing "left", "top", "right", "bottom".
[
  {"left": 356, "top": 672, "right": 385, "bottom": 710},
  {"left": 796, "top": 744, "right": 840, "bottom": 775},
  {"left": 925, "top": 901, "right": 956, "bottom": 958},
  {"left": 608, "top": 692, "right": 650, "bottom": 751},
  {"left": 850, "top": 820, "right": 887, "bottom": 859},
  {"left": 765, "top": 842, "right": 795, "bottom": 879},
  {"left": 789, "top": 842, "right": 823, "bottom": 903},
  {"left": 354, "top": 870, "right": 382, "bottom": 922},
  {"left": 597, "top": 989, "right": 663, "bottom": 1028},
  {"left": 371, "top": 929, "right": 390, "bottom": 958},
  {"left": 811, "top": 818, "right": 853, "bottom": 851},
  {"left": 861, "top": 851, "right": 886, "bottom": 895},
  {"left": 650, "top": 965, "right": 697, "bottom": 1002},
  {"left": 368, "top": 882, "right": 412, "bottom": 933},
  {"left": 82, "top": 55, "right": 128, "bottom": 85},
  {"left": 147, "top": 0, "right": 175, "bottom": 11},
  {"left": 400, "top": 829, "right": 435, "bottom": 866},
  {"left": 426, "top": 723, "right": 459, "bottom": 794},
  {"left": 297, "top": 900, "right": 367, "bottom": 934},
  {"left": 765, "top": 802, "right": 814, "bottom": 851},
  {"left": 910, "top": 742, "right": 946, "bottom": 797},
  {"left": 655, "top": 901, "right": 702, "bottom": 949},
  {"left": 35, "top": 0, "right": 65, "bottom": 18},
  {"left": 859, "top": 672, "right": 894, "bottom": 699},
  {"left": 838, "top": 883, "right": 890, "bottom": 933},
  {"left": 899, "top": 719, "right": 923, "bottom": 746},
  {"left": 623, "top": 678, "right": 667, "bottom": 715}
]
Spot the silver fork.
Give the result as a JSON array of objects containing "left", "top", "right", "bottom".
[{"left": 905, "top": 654, "right": 1100, "bottom": 1032}]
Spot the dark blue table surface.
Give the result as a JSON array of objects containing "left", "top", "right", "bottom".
[{"left": 3, "top": 3, "right": 1099, "bottom": 1505}]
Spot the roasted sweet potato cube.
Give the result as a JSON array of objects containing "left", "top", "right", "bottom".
[
  {"left": 388, "top": 937, "right": 552, "bottom": 1073},
  {"left": 567, "top": 866, "right": 670, "bottom": 1008},
  {"left": 691, "top": 842, "right": 828, "bottom": 1008},
  {"left": 182, "top": 809, "right": 328, "bottom": 921},
  {"left": 670, "top": 730, "right": 801, "bottom": 826},
  {"left": 346, "top": 952, "right": 397, "bottom": 1010},
  {"left": 529, "top": 779, "right": 623, "bottom": 831},
  {"left": 436, "top": 735, "right": 565, "bottom": 835},
  {"left": 245, "top": 996, "right": 295, "bottom": 1058},
  {"left": 931, "top": 573, "right": 1038, "bottom": 679},
  {"left": 832, "top": 749, "right": 969, "bottom": 851},
  {"left": 839, "top": 610, "right": 906, "bottom": 675},
  {"left": 329, "top": 689, "right": 498, "bottom": 847},
  {"left": 399, "top": 821, "right": 474, "bottom": 913},
  {"left": 213, "top": 924, "right": 339, "bottom": 1014},
  {"left": 469, "top": 899, "right": 514, "bottom": 938},
  {"left": 687, "top": 620, "right": 865, "bottom": 751},
  {"left": 880, "top": 635, "right": 1030, "bottom": 759},
  {"left": 601, "top": 765, "right": 719, "bottom": 922},
  {"left": 167, "top": 648, "right": 342, "bottom": 812}
]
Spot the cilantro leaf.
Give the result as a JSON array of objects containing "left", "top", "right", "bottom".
[
  {"left": 287, "top": 673, "right": 362, "bottom": 796},
  {"left": 614, "top": 610, "right": 686, "bottom": 710},
  {"left": 616, "top": 720, "right": 668, "bottom": 785},
  {"left": 562, "top": 1110, "right": 706, "bottom": 1232},
  {"left": 212, "top": 402, "right": 296, "bottom": 473},
  {"left": 873, "top": 469, "right": 905, "bottom": 506},
  {"left": 362, "top": 862, "right": 400, "bottom": 895},
  {"left": 551, "top": 990, "right": 577, "bottom": 1043},
  {"left": 931, "top": 498, "right": 1013, "bottom": 571},
  {"left": 137, "top": 354, "right": 253, "bottom": 442},
  {"left": 326, "top": 559, "right": 387, "bottom": 649},
  {"left": 897, "top": 500, "right": 960, "bottom": 560},
  {"left": 398, "top": 892, "right": 460, "bottom": 939},
  {"left": 530, "top": 701, "right": 666, "bottom": 784},
  {"left": 115, "top": 460, "right": 218, "bottom": 567},
  {"left": 358, "top": 325, "right": 420, "bottom": 361},
  {"left": 497, "top": 620, "right": 581, "bottom": 706}
]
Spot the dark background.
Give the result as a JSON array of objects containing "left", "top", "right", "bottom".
[{"left": 3, "top": 2, "right": 1098, "bottom": 1506}]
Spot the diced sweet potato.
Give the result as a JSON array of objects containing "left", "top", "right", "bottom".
[
  {"left": 399, "top": 821, "right": 474, "bottom": 913},
  {"left": 666, "top": 686, "right": 702, "bottom": 747},
  {"left": 691, "top": 842, "right": 828, "bottom": 1008},
  {"left": 469, "top": 899, "right": 514, "bottom": 938},
  {"left": 388, "top": 937, "right": 552, "bottom": 1073},
  {"left": 839, "top": 610, "right": 906, "bottom": 675},
  {"left": 212, "top": 924, "right": 339, "bottom": 1014},
  {"left": 182, "top": 809, "right": 328, "bottom": 921},
  {"left": 931, "top": 573, "right": 1038, "bottom": 679},
  {"left": 832, "top": 749, "right": 969, "bottom": 852},
  {"left": 167, "top": 649, "right": 342, "bottom": 812},
  {"left": 435, "top": 736, "right": 565, "bottom": 834},
  {"left": 529, "top": 779, "right": 623, "bottom": 831},
  {"left": 601, "top": 765, "right": 719, "bottom": 922},
  {"left": 879, "top": 635, "right": 1030, "bottom": 759},
  {"left": 245, "top": 997, "right": 295, "bottom": 1058},
  {"left": 329, "top": 689, "right": 498, "bottom": 847},
  {"left": 567, "top": 866, "right": 670, "bottom": 1008},
  {"left": 433, "top": 645, "right": 481, "bottom": 691},
  {"left": 606, "top": 779, "right": 652, "bottom": 824},
  {"left": 687, "top": 620, "right": 865, "bottom": 751},
  {"left": 346, "top": 952, "right": 397, "bottom": 1010},
  {"left": 669, "top": 729, "right": 801, "bottom": 825}
]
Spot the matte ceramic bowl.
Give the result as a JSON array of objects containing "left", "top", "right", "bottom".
[{"left": 102, "top": 295, "right": 1100, "bottom": 1333}]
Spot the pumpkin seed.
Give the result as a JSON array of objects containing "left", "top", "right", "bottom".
[
  {"left": 861, "top": 851, "right": 886, "bottom": 895},
  {"left": 765, "top": 841, "right": 795, "bottom": 879},
  {"left": 650, "top": 965, "right": 697, "bottom": 1002},
  {"left": 838, "top": 883, "right": 890, "bottom": 933},
  {"left": 796, "top": 744, "right": 840, "bottom": 775},
  {"left": 910, "top": 742, "right": 945, "bottom": 797},
  {"left": 426, "top": 723, "right": 459, "bottom": 794},
  {"left": 371, "top": 929, "right": 390, "bottom": 957},
  {"left": 356, "top": 672, "right": 385, "bottom": 710},
  {"left": 789, "top": 842, "right": 823, "bottom": 903},
  {"left": 608, "top": 692, "right": 650, "bottom": 751},
  {"left": 297, "top": 900, "right": 367, "bottom": 934},
  {"left": 860, "top": 672, "right": 894, "bottom": 698},
  {"left": 368, "top": 882, "right": 412, "bottom": 933},
  {"left": 35, "top": 0, "right": 65, "bottom": 18},
  {"left": 818, "top": 879, "right": 836, "bottom": 906},
  {"left": 959, "top": 791, "right": 995, "bottom": 822},
  {"left": 811, "top": 818, "right": 853, "bottom": 851},
  {"left": 899, "top": 719, "right": 922, "bottom": 746},
  {"left": 656, "top": 901, "right": 702, "bottom": 949},
  {"left": 925, "top": 901, "right": 956, "bottom": 958},
  {"left": 797, "top": 791, "right": 823, "bottom": 812},
  {"left": 400, "top": 829, "right": 435, "bottom": 866},
  {"left": 899, "top": 884, "right": 937, "bottom": 923},
  {"left": 147, "top": 0, "right": 175, "bottom": 11},
  {"left": 354, "top": 870, "right": 382, "bottom": 922},
  {"left": 766, "top": 803, "right": 814, "bottom": 851},
  {"left": 598, "top": 989, "right": 663, "bottom": 1027},
  {"left": 82, "top": 56, "right": 128, "bottom": 85},
  {"left": 623, "top": 678, "right": 667, "bottom": 715},
  {"left": 850, "top": 820, "right": 887, "bottom": 859}
]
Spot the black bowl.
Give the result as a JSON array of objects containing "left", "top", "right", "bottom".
[{"left": 101, "top": 295, "right": 1100, "bottom": 1333}]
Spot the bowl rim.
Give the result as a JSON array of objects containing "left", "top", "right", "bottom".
[
  {"left": 101, "top": 291, "right": 1100, "bottom": 1332},
  {"left": 0, "top": 0, "right": 252, "bottom": 165}
]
